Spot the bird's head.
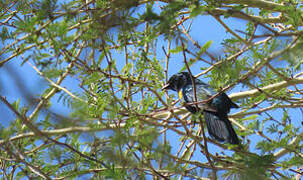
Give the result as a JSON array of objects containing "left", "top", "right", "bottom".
[{"left": 162, "top": 72, "right": 192, "bottom": 92}]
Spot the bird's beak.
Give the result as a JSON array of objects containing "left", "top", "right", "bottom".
[{"left": 162, "top": 83, "right": 171, "bottom": 90}]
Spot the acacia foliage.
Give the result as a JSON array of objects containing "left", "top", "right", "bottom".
[{"left": 1, "top": 0, "right": 303, "bottom": 179}]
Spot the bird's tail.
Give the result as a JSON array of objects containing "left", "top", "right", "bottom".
[{"left": 203, "top": 111, "right": 239, "bottom": 144}]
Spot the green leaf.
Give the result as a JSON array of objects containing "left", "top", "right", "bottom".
[
  {"left": 198, "top": 40, "right": 213, "bottom": 56},
  {"left": 170, "top": 46, "right": 183, "bottom": 54},
  {"left": 180, "top": 58, "right": 198, "bottom": 72},
  {"left": 190, "top": 5, "right": 204, "bottom": 18},
  {"left": 180, "top": 40, "right": 212, "bottom": 71}
]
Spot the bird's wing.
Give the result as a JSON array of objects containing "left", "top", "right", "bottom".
[
  {"left": 182, "top": 84, "right": 213, "bottom": 108},
  {"left": 203, "top": 111, "right": 239, "bottom": 144},
  {"left": 212, "top": 93, "right": 238, "bottom": 114}
]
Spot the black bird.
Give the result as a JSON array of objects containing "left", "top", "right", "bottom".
[{"left": 162, "top": 72, "right": 240, "bottom": 144}]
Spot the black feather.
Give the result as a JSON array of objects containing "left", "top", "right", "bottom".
[{"left": 203, "top": 111, "right": 239, "bottom": 144}]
